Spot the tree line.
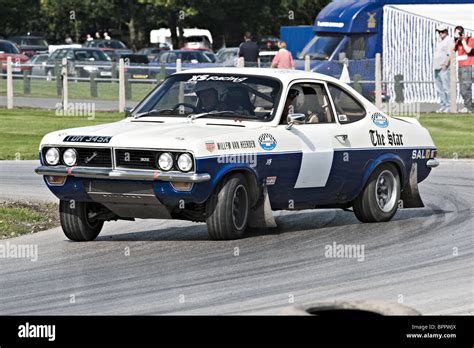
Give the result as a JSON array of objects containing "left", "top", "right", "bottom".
[{"left": 0, "top": 0, "right": 330, "bottom": 50}]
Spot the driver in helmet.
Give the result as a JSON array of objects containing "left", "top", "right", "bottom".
[{"left": 195, "top": 82, "right": 225, "bottom": 112}]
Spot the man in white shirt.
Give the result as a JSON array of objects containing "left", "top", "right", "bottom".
[{"left": 433, "top": 24, "right": 454, "bottom": 113}]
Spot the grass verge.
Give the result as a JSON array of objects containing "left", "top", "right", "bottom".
[
  {"left": 0, "top": 201, "right": 59, "bottom": 239},
  {"left": 0, "top": 108, "right": 472, "bottom": 159}
]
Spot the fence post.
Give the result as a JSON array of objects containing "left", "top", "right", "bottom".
[
  {"left": 237, "top": 57, "right": 245, "bottom": 68},
  {"left": 375, "top": 53, "right": 382, "bottom": 109},
  {"left": 118, "top": 58, "right": 125, "bottom": 112},
  {"left": 6, "top": 57, "right": 13, "bottom": 109},
  {"left": 176, "top": 58, "right": 182, "bottom": 72},
  {"left": 449, "top": 54, "right": 457, "bottom": 113},
  {"left": 55, "top": 62, "right": 62, "bottom": 96},
  {"left": 90, "top": 71, "right": 98, "bottom": 98},
  {"left": 394, "top": 74, "right": 404, "bottom": 103},
  {"left": 353, "top": 74, "right": 362, "bottom": 94},
  {"left": 304, "top": 55, "right": 310, "bottom": 72},
  {"left": 125, "top": 72, "right": 132, "bottom": 100},
  {"left": 62, "top": 57, "right": 68, "bottom": 113},
  {"left": 23, "top": 68, "right": 31, "bottom": 95}
]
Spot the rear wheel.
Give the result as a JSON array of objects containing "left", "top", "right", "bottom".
[
  {"left": 206, "top": 174, "right": 250, "bottom": 240},
  {"left": 59, "top": 200, "right": 104, "bottom": 241},
  {"left": 353, "top": 163, "right": 400, "bottom": 223}
]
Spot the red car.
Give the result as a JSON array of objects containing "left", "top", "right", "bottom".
[{"left": 0, "top": 40, "right": 30, "bottom": 73}]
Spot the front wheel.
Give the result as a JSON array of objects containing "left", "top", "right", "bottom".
[
  {"left": 206, "top": 174, "right": 250, "bottom": 240},
  {"left": 353, "top": 163, "right": 400, "bottom": 223},
  {"left": 59, "top": 200, "right": 104, "bottom": 241}
]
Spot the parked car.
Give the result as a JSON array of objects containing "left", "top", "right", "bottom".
[
  {"left": 121, "top": 53, "right": 151, "bottom": 81},
  {"left": 0, "top": 40, "right": 30, "bottom": 75},
  {"left": 26, "top": 53, "right": 49, "bottom": 76},
  {"left": 84, "top": 39, "right": 133, "bottom": 61},
  {"left": 45, "top": 47, "right": 112, "bottom": 79},
  {"left": 137, "top": 43, "right": 170, "bottom": 61},
  {"left": 9, "top": 35, "right": 49, "bottom": 57},
  {"left": 149, "top": 49, "right": 218, "bottom": 77},
  {"left": 216, "top": 47, "right": 239, "bottom": 67},
  {"left": 183, "top": 35, "right": 212, "bottom": 50},
  {"left": 35, "top": 68, "right": 439, "bottom": 241},
  {"left": 259, "top": 51, "right": 277, "bottom": 68}
]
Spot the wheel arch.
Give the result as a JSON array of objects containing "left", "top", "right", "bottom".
[
  {"left": 360, "top": 153, "right": 407, "bottom": 192},
  {"left": 210, "top": 165, "right": 260, "bottom": 207}
]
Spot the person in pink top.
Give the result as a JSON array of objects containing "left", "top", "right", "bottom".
[{"left": 271, "top": 41, "right": 294, "bottom": 69}]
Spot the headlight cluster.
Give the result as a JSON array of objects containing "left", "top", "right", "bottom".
[
  {"left": 156, "top": 152, "right": 193, "bottom": 172},
  {"left": 44, "top": 147, "right": 77, "bottom": 167}
]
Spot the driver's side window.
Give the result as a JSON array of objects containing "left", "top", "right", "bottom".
[{"left": 283, "top": 83, "right": 335, "bottom": 125}]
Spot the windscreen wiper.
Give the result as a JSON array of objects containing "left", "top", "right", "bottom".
[
  {"left": 133, "top": 109, "right": 174, "bottom": 119},
  {"left": 188, "top": 110, "right": 238, "bottom": 121}
]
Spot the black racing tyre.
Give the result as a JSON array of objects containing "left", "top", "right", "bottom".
[
  {"left": 206, "top": 173, "right": 250, "bottom": 240},
  {"left": 353, "top": 163, "right": 400, "bottom": 223},
  {"left": 59, "top": 200, "right": 104, "bottom": 241}
]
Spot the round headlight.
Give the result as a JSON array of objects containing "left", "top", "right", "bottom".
[
  {"left": 45, "top": 148, "right": 60, "bottom": 166},
  {"left": 63, "top": 148, "right": 77, "bottom": 166},
  {"left": 177, "top": 153, "right": 193, "bottom": 172},
  {"left": 158, "top": 152, "right": 173, "bottom": 171}
]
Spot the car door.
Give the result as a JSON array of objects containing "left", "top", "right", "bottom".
[{"left": 282, "top": 81, "right": 338, "bottom": 189}]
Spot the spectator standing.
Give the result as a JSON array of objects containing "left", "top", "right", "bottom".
[
  {"left": 433, "top": 24, "right": 453, "bottom": 113},
  {"left": 104, "top": 32, "right": 111, "bottom": 40},
  {"left": 95, "top": 31, "right": 101, "bottom": 40},
  {"left": 238, "top": 32, "right": 259, "bottom": 67},
  {"left": 271, "top": 41, "right": 294, "bottom": 69},
  {"left": 86, "top": 34, "right": 93, "bottom": 41},
  {"left": 454, "top": 25, "right": 474, "bottom": 113}
]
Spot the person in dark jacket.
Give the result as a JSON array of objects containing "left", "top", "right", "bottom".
[{"left": 238, "top": 32, "right": 259, "bottom": 67}]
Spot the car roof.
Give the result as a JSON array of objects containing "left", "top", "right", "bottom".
[{"left": 174, "top": 67, "right": 343, "bottom": 85}]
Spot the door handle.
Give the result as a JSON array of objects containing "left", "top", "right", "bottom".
[{"left": 335, "top": 134, "right": 348, "bottom": 141}]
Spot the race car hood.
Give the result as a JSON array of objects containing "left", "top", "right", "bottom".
[{"left": 39, "top": 118, "right": 271, "bottom": 157}]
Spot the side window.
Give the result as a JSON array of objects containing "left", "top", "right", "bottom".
[
  {"left": 342, "top": 35, "right": 367, "bottom": 60},
  {"left": 167, "top": 52, "right": 177, "bottom": 63},
  {"left": 159, "top": 52, "right": 169, "bottom": 63},
  {"left": 327, "top": 84, "right": 366, "bottom": 123},
  {"left": 283, "top": 83, "right": 335, "bottom": 124}
]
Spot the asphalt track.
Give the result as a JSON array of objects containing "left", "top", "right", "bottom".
[{"left": 0, "top": 160, "right": 472, "bottom": 314}]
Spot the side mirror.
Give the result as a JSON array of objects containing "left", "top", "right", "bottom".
[
  {"left": 286, "top": 113, "right": 306, "bottom": 130},
  {"left": 124, "top": 107, "right": 134, "bottom": 117}
]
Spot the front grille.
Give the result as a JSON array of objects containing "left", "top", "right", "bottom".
[
  {"left": 42, "top": 147, "right": 112, "bottom": 167},
  {"left": 115, "top": 149, "right": 158, "bottom": 169},
  {"left": 76, "top": 148, "right": 112, "bottom": 167}
]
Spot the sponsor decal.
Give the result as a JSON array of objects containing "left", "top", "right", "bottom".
[
  {"left": 367, "top": 12, "right": 376, "bottom": 29},
  {"left": 216, "top": 140, "right": 256, "bottom": 151},
  {"left": 371, "top": 113, "right": 389, "bottom": 128},
  {"left": 63, "top": 135, "right": 112, "bottom": 143},
  {"left": 412, "top": 149, "right": 434, "bottom": 160},
  {"left": 258, "top": 133, "right": 277, "bottom": 151},
  {"left": 369, "top": 130, "right": 404, "bottom": 146},
  {"left": 187, "top": 75, "right": 248, "bottom": 83},
  {"left": 317, "top": 21, "right": 344, "bottom": 28},
  {"left": 205, "top": 141, "right": 216, "bottom": 153},
  {"left": 266, "top": 176, "right": 277, "bottom": 185}
]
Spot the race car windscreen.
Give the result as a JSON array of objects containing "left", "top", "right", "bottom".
[{"left": 134, "top": 74, "right": 282, "bottom": 121}]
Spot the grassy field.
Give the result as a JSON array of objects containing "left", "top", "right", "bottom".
[
  {"left": 0, "top": 78, "right": 157, "bottom": 102},
  {"left": 0, "top": 108, "right": 123, "bottom": 160},
  {"left": 0, "top": 201, "right": 59, "bottom": 239},
  {"left": 0, "top": 108, "right": 472, "bottom": 159}
]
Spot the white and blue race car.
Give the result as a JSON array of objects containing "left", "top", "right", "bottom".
[{"left": 36, "top": 68, "right": 439, "bottom": 241}]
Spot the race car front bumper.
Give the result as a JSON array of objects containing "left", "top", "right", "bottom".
[{"left": 35, "top": 165, "right": 211, "bottom": 183}]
